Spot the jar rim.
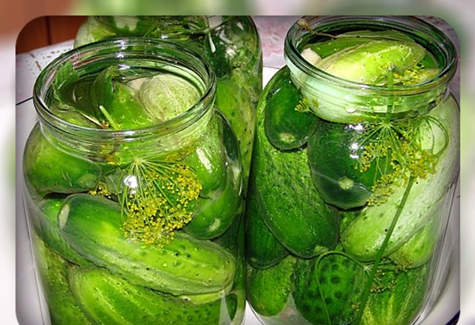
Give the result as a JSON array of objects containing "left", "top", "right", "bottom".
[
  {"left": 33, "top": 37, "right": 216, "bottom": 141},
  {"left": 284, "top": 15, "right": 458, "bottom": 94}
]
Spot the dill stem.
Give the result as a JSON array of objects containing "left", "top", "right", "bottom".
[
  {"left": 354, "top": 176, "right": 416, "bottom": 324},
  {"left": 99, "top": 105, "right": 120, "bottom": 130}
]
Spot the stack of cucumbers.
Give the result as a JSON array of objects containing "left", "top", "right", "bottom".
[
  {"left": 24, "top": 59, "right": 245, "bottom": 324},
  {"left": 246, "top": 28, "right": 459, "bottom": 325}
]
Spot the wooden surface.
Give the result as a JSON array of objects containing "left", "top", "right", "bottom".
[{"left": 16, "top": 16, "right": 87, "bottom": 54}]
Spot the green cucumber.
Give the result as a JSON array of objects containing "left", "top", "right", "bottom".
[
  {"left": 293, "top": 252, "right": 368, "bottom": 325},
  {"left": 34, "top": 197, "right": 90, "bottom": 265},
  {"left": 58, "top": 193, "right": 236, "bottom": 295},
  {"left": 245, "top": 185, "right": 289, "bottom": 269},
  {"left": 360, "top": 264, "right": 429, "bottom": 325},
  {"left": 341, "top": 96, "right": 459, "bottom": 261},
  {"left": 247, "top": 256, "right": 296, "bottom": 317},
  {"left": 307, "top": 118, "right": 391, "bottom": 210},
  {"left": 315, "top": 40, "right": 426, "bottom": 85},
  {"left": 251, "top": 68, "right": 340, "bottom": 258},
  {"left": 69, "top": 266, "right": 237, "bottom": 325},
  {"left": 23, "top": 125, "right": 102, "bottom": 196},
  {"left": 305, "top": 30, "right": 415, "bottom": 58},
  {"left": 388, "top": 216, "right": 440, "bottom": 268},
  {"left": 184, "top": 167, "right": 243, "bottom": 240},
  {"left": 264, "top": 67, "right": 318, "bottom": 150},
  {"left": 184, "top": 114, "right": 228, "bottom": 198},
  {"left": 34, "top": 237, "right": 92, "bottom": 325}
]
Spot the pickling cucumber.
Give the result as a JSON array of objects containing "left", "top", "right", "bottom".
[
  {"left": 341, "top": 95, "right": 459, "bottom": 261},
  {"left": 23, "top": 124, "right": 102, "bottom": 196},
  {"left": 250, "top": 68, "right": 340, "bottom": 258},
  {"left": 245, "top": 185, "right": 289, "bottom": 269},
  {"left": 34, "top": 197, "right": 90, "bottom": 265},
  {"left": 69, "top": 266, "right": 237, "bottom": 325},
  {"left": 34, "top": 237, "right": 92, "bottom": 325},
  {"left": 264, "top": 67, "right": 318, "bottom": 150},
  {"left": 58, "top": 193, "right": 236, "bottom": 295}
]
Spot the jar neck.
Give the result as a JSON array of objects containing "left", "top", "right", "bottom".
[
  {"left": 284, "top": 16, "right": 458, "bottom": 123},
  {"left": 34, "top": 38, "right": 216, "bottom": 162}
]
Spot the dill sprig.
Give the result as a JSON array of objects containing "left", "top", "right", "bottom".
[
  {"left": 92, "top": 155, "right": 202, "bottom": 246},
  {"left": 356, "top": 115, "right": 448, "bottom": 206}
]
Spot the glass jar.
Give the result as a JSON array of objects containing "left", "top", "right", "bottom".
[
  {"left": 23, "top": 38, "right": 245, "bottom": 325},
  {"left": 74, "top": 15, "right": 262, "bottom": 191},
  {"left": 245, "top": 16, "right": 459, "bottom": 325}
]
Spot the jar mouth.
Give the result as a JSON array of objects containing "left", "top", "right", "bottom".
[
  {"left": 33, "top": 37, "right": 216, "bottom": 142},
  {"left": 284, "top": 15, "right": 458, "bottom": 94}
]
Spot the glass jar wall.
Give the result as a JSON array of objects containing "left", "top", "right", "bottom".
[
  {"left": 245, "top": 16, "right": 459, "bottom": 325},
  {"left": 74, "top": 15, "right": 262, "bottom": 191},
  {"left": 22, "top": 38, "right": 245, "bottom": 325}
]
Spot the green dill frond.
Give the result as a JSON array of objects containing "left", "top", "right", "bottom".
[
  {"left": 92, "top": 155, "right": 202, "bottom": 246},
  {"left": 358, "top": 113, "right": 448, "bottom": 206}
]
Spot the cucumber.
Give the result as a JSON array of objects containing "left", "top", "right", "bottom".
[
  {"left": 264, "top": 67, "right": 318, "bottom": 150},
  {"left": 247, "top": 256, "right": 296, "bottom": 317},
  {"left": 293, "top": 252, "right": 368, "bottom": 325},
  {"left": 341, "top": 96, "right": 459, "bottom": 261},
  {"left": 360, "top": 264, "right": 429, "bottom": 325},
  {"left": 58, "top": 193, "right": 236, "bottom": 295},
  {"left": 305, "top": 30, "right": 415, "bottom": 58},
  {"left": 23, "top": 124, "right": 102, "bottom": 196},
  {"left": 307, "top": 118, "right": 391, "bottom": 210},
  {"left": 34, "top": 197, "right": 90, "bottom": 265},
  {"left": 245, "top": 185, "right": 289, "bottom": 269},
  {"left": 69, "top": 266, "right": 237, "bottom": 325},
  {"left": 388, "top": 215, "right": 440, "bottom": 268},
  {"left": 315, "top": 40, "right": 426, "bottom": 85},
  {"left": 184, "top": 114, "right": 228, "bottom": 198},
  {"left": 34, "top": 237, "right": 92, "bottom": 325},
  {"left": 184, "top": 166, "right": 243, "bottom": 240},
  {"left": 250, "top": 68, "right": 340, "bottom": 258}
]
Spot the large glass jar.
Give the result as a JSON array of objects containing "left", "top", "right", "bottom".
[
  {"left": 74, "top": 15, "right": 262, "bottom": 191},
  {"left": 22, "top": 38, "right": 245, "bottom": 325},
  {"left": 245, "top": 16, "right": 459, "bottom": 325}
]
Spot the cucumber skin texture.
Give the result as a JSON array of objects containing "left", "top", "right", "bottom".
[
  {"left": 341, "top": 96, "right": 459, "bottom": 261},
  {"left": 245, "top": 185, "right": 289, "bottom": 269},
  {"left": 23, "top": 124, "right": 102, "bottom": 196},
  {"left": 184, "top": 167, "right": 243, "bottom": 240},
  {"left": 264, "top": 67, "right": 318, "bottom": 150},
  {"left": 59, "top": 193, "right": 236, "bottom": 295},
  {"left": 34, "top": 237, "right": 92, "bottom": 325},
  {"left": 33, "top": 197, "right": 90, "bottom": 266},
  {"left": 316, "top": 40, "right": 426, "bottom": 85},
  {"left": 361, "top": 264, "right": 429, "bottom": 325},
  {"left": 250, "top": 67, "right": 340, "bottom": 258},
  {"left": 69, "top": 266, "right": 235, "bottom": 325},
  {"left": 247, "top": 256, "right": 296, "bottom": 317},
  {"left": 292, "top": 253, "right": 368, "bottom": 325},
  {"left": 307, "top": 119, "right": 390, "bottom": 210}
]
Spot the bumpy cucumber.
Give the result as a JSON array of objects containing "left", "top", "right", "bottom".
[
  {"left": 264, "top": 67, "right": 318, "bottom": 150},
  {"left": 341, "top": 96, "right": 459, "bottom": 261},
  {"left": 245, "top": 186, "right": 289, "bottom": 269},
  {"left": 184, "top": 114, "right": 228, "bottom": 198},
  {"left": 34, "top": 237, "right": 92, "bottom": 325},
  {"left": 247, "top": 255, "right": 296, "bottom": 317},
  {"left": 58, "top": 193, "right": 236, "bottom": 295},
  {"left": 360, "top": 264, "right": 429, "bottom": 325},
  {"left": 307, "top": 118, "right": 391, "bottom": 210},
  {"left": 69, "top": 266, "right": 237, "bottom": 325},
  {"left": 251, "top": 68, "right": 340, "bottom": 258},
  {"left": 293, "top": 252, "right": 368, "bottom": 325},
  {"left": 305, "top": 30, "right": 415, "bottom": 58},
  {"left": 34, "top": 197, "right": 90, "bottom": 265},
  {"left": 315, "top": 40, "right": 426, "bottom": 85},
  {"left": 23, "top": 124, "right": 102, "bottom": 196},
  {"left": 184, "top": 167, "right": 242, "bottom": 240}
]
